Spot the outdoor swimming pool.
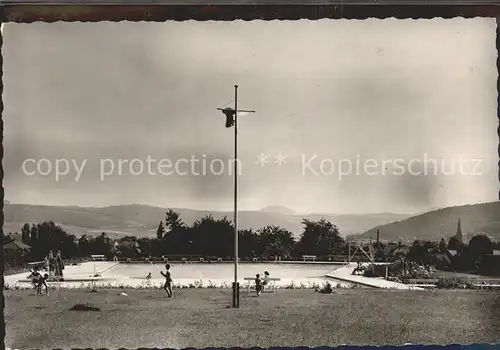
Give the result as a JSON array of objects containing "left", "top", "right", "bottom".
[
  {"left": 7, "top": 261, "right": 351, "bottom": 288},
  {"left": 108, "top": 262, "right": 340, "bottom": 279},
  {"left": 103, "top": 262, "right": 347, "bottom": 287}
]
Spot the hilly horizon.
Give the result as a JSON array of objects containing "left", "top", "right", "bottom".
[
  {"left": 2, "top": 203, "right": 412, "bottom": 240},
  {"left": 353, "top": 201, "right": 500, "bottom": 243}
]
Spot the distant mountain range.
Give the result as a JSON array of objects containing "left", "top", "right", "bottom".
[
  {"left": 6, "top": 202, "right": 498, "bottom": 242},
  {"left": 2, "top": 204, "right": 411, "bottom": 240},
  {"left": 352, "top": 201, "right": 500, "bottom": 243}
]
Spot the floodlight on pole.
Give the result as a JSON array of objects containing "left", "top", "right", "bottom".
[{"left": 217, "top": 86, "right": 255, "bottom": 308}]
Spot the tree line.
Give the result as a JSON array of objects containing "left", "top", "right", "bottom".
[
  {"left": 405, "top": 234, "right": 500, "bottom": 274},
  {"left": 16, "top": 209, "right": 346, "bottom": 262},
  {"left": 12, "top": 209, "right": 500, "bottom": 275}
]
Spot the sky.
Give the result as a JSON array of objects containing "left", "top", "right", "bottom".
[{"left": 3, "top": 19, "right": 499, "bottom": 214}]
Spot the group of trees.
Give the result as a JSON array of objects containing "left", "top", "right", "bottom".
[
  {"left": 152, "top": 210, "right": 346, "bottom": 259},
  {"left": 20, "top": 221, "right": 80, "bottom": 261},
  {"left": 447, "top": 234, "right": 499, "bottom": 272},
  {"left": 403, "top": 234, "right": 499, "bottom": 273},
  {"left": 14, "top": 209, "right": 347, "bottom": 262},
  {"left": 10, "top": 209, "right": 500, "bottom": 275}
]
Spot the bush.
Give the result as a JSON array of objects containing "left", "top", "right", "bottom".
[
  {"left": 363, "top": 260, "right": 435, "bottom": 280},
  {"left": 4, "top": 280, "right": 338, "bottom": 291},
  {"left": 436, "top": 277, "right": 474, "bottom": 289},
  {"left": 315, "top": 282, "right": 333, "bottom": 293},
  {"left": 5, "top": 276, "right": 478, "bottom": 291}
]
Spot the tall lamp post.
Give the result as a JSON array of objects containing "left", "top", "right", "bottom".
[{"left": 217, "top": 85, "right": 255, "bottom": 308}]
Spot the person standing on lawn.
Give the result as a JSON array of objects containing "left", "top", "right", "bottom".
[
  {"left": 55, "top": 250, "right": 65, "bottom": 278},
  {"left": 48, "top": 250, "right": 56, "bottom": 277},
  {"left": 44, "top": 255, "right": 50, "bottom": 276},
  {"left": 160, "top": 264, "right": 173, "bottom": 298},
  {"left": 255, "top": 273, "right": 262, "bottom": 296},
  {"left": 262, "top": 271, "right": 270, "bottom": 290}
]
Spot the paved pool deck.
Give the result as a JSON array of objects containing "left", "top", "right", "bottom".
[
  {"left": 7, "top": 261, "right": 424, "bottom": 290},
  {"left": 326, "top": 263, "right": 423, "bottom": 290},
  {"left": 6, "top": 261, "right": 120, "bottom": 285}
]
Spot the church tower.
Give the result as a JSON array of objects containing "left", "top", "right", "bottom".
[{"left": 454, "top": 218, "right": 463, "bottom": 243}]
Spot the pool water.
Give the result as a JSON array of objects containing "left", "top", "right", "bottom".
[{"left": 105, "top": 262, "right": 340, "bottom": 280}]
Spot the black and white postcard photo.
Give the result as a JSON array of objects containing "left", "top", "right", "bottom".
[{"left": 2, "top": 18, "right": 500, "bottom": 349}]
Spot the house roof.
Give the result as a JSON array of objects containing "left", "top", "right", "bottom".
[
  {"left": 433, "top": 253, "right": 451, "bottom": 265},
  {"left": 3, "top": 239, "right": 31, "bottom": 251},
  {"left": 393, "top": 246, "right": 409, "bottom": 256},
  {"left": 117, "top": 240, "right": 140, "bottom": 248},
  {"left": 447, "top": 249, "right": 458, "bottom": 256},
  {"left": 385, "top": 243, "right": 398, "bottom": 249}
]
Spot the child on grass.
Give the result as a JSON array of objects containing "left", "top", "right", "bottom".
[
  {"left": 160, "top": 264, "right": 173, "bottom": 298},
  {"left": 29, "top": 268, "right": 41, "bottom": 290},
  {"left": 255, "top": 274, "right": 262, "bottom": 296},
  {"left": 36, "top": 273, "right": 49, "bottom": 296},
  {"left": 262, "top": 271, "right": 270, "bottom": 291}
]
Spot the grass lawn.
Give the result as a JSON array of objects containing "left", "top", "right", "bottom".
[{"left": 5, "top": 288, "right": 500, "bottom": 348}]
